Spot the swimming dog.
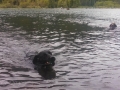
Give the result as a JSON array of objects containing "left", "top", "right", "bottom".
[
  {"left": 33, "top": 50, "right": 56, "bottom": 79},
  {"left": 109, "top": 23, "right": 117, "bottom": 30}
]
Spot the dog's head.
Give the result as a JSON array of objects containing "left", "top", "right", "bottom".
[
  {"left": 33, "top": 50, "right": 56, "bottom": 67},
  {"left": 109, "top": 23, "right": 117, "bottom": 30},
  {"left": 33, "top": 50, "right": 56, "bottom": 79}
]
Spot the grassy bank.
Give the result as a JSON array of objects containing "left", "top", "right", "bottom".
[{"left": 0, "top": 0, "right": 120, "bottom": 8}]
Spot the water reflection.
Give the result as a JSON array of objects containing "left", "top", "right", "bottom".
[
  {"left": 0, "top": 8, "right": 120, "bottom": 90},
  {"left": 4, "top": 14, "right": 104, "bottom": 44}
]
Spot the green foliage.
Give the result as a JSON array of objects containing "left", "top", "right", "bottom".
[
  {"left": 57, "top": 0, "right": 80, "bottom": 8},
  {"left": 0, "top": 0, "right": 80, "bottom": 8},
  {"left": 19, "top": 2, "right": 29, "bottom": 8},
  {"left": 79, "top": 0, "right": 120, "bottom": 7},
  {"left": 57, "top": 0, "right": 67, "bottom": 7},
  {"left": 48, "top": 0, "right": 57, "bottom": 8},
  {"left": 0, "top": 0, "right": 120, "bottom": 8},
  {"left": 69, "top": 0, "right": 80, "bottom": 7},
  {"left": 95, "top": 0, "right": 120, "bottom": 8}
]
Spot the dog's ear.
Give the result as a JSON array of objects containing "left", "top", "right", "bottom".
[{"left": 33, "top": 55, "right": 39, "bottom": 65}]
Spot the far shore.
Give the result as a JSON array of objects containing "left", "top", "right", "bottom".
[{"left": 0, "top": 4, "right": 120, "bottom": 8}]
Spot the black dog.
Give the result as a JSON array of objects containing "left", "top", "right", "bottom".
[
  {"left": 109, "top": 23, "right": 117, "bottom": 30},
  {"left": 33, "top": 50, "right": 56, "bottom": 79}
]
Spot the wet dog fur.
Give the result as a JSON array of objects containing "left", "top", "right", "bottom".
[
  {"left": 109, "top": 23, "right": 117, "bottom": 30},
  {"left": 33, "top": 50, "right": 56, "bottom": 79}
]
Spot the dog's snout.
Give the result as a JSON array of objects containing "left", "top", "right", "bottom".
[{"left": 50, "top": 57, "right": 55, "bottom": 61}]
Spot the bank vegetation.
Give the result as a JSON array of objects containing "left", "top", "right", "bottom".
[{"left": 0, "top": 0, "right": 119, "bottom": 8}]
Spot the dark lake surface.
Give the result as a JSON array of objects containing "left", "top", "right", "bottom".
[{"left": 0, "top": 8, "right": 120, "bottom": 90}]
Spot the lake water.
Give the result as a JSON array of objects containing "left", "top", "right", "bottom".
[{"left": 0, "top": 8, "right": 120, "bottom": 90}]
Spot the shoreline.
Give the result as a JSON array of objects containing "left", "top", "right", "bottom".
[
  {"left": 0, "top": 7, "right": 119, "bottom": 9},
  {"left": 0, "top": 4, "right": 120, "bottom": 8}
]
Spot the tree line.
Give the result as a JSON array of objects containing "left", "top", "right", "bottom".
[{"left": 0, "top": 0, "right": 120, "bottom": 8}]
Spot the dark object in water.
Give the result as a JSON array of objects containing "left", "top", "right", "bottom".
[
  {"left": 109, "top": 23, "right": 117, "bottom": 30},
  {"left": 67, "top": 7, "right": 69, "bottom": 10},
  {"left": 35, "top": 65, "right": 56, "bottom": 79},
  {"left": 33, "top": 50, "right": 56, "bottom": 79}
]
